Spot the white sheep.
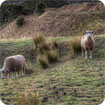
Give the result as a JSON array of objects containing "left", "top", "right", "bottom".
[
  {"left": 0, "top": 55, "right": 26, "bottom": 79},
  {"left": 81, "top": 30, "right": 95, "bottom": 59}
]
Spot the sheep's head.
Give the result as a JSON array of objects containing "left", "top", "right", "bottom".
[
  {"left": 0, "top": 68, "right": 8, "bottom": 79},
  {"left": 86, "top": 30, "right": 93, "bottom": 38}
]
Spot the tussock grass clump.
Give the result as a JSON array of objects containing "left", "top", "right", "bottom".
[
  {"left": 16, "top": 16, "right": 25, "bottom": 27},
  {"left": 33, "top": 34, "right": 46, "bottom": 49},
  {"left": 70, "top": 37, "right": 81, "bottom": 55},
  {"left": 17, "top": 90, "right": 40, "bottom": 105},
  {"left": 38, "top": 42, "right": 51, "bottom": 54},
  {"left": 38, "top": 55, "right": 49, "bottom": 69},
  {"left": 52, "top": 40, "right": 58, "bottom": 48},
  {"left": 33, "top": 34, "right": 59, "bottom": 69},
  {"left": 46, "top": 50, "right": 58, "bottom": 64}
]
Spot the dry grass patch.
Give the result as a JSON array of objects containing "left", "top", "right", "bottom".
[
  {"left": 37, "top": 55, "right": 49, "bottom": 69},
  {"left": 52, "top": 40, "right": 58, "bottom": 49},
  {"left": 46, "top": 50, "right": 58, "bottom": 64},
  {"left": 33, "top": 34, "right": 59, "bottom": 69},
  {"left": 70, "top": 37, "right": 81, "bottom": 55},
  {"left": 17, "top": 90, "right": 40, "bottom": 105},
  {"left": 33, "top": 34, "right": 46, "bottom": 49},
  {"left": 38, "top": 42, "right": 51, "bottom": 54}
]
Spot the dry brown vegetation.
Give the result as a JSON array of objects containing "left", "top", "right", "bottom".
[
  {"left": 17, "top": 89, "right": 40, "bottom": 105},
  {"left": 33, "top": 34, "right": 58, "bottom": 69},
  {"left": 0, "top": 2, "right": 105, "bottom": 39},
  {"left": 70, "top": 37, "right": 81, "bottom": 55}
]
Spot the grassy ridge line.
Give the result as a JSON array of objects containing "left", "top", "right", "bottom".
[{"left": 59, "top": 11, "right": 105, "bottom": 15}]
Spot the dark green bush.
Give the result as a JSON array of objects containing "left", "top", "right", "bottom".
[
  {"left": 16, "top": 16, "right": 25, "bottom": 27},
  {"left": 35, "top": 2, "right": 46, "bottom": 15},
  {"left": 22, "top": 8, "right": 33, "bottom": 15}
]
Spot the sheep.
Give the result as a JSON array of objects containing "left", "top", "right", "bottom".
[
  {"left": 0, "top": 55, "right": 26, "bottom": 79},
  {"left": 81, "top": 30, "right": 95, "bottom": 59}
]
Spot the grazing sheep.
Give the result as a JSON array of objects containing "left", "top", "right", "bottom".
[
  {"left": 81, "top": 30, "right": 95, "bottom": 59},
  {"left": 0, "top": 55, "right": 26, "bottom": 79}
]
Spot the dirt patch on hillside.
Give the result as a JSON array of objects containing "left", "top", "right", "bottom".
[{"left": 0, "top": 2, "right": 105, "bottom": 39}]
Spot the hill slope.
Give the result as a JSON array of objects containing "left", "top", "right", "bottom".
[
  {"left": 0, "top": 35, "right": 105, "bottom": 105},
  {"left": 0, "top": 2, "right": 105, "bottom": 39}
]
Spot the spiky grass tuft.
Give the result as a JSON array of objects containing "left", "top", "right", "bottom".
[
  {"left": 17, "top": 90, "right": 40, "bottom": 105},
  {"left": 38, "top": 55, "right": 49, "bottom": 69},
  {"left": 70, "top": 37, "right": 81, "bottom": 55},
  {"left": 33, "top": 34, "right": 46, "bottom": 49}
]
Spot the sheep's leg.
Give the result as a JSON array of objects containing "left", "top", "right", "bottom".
[
  {"left": 20, "top": 70, "right": 23, "bottom": 76},
  {"left": 90, "top": 50, "right": 92, "bottom": 59},
  {"left": 13, "top": 72, "right": 15, "bottom": 78},
  {"left": 17, "top": 71, "right": 20, "bottom": 77},
  {"left": 14, "top": 72, "right": 16, "bottom": 78},
  {"left": 21, "top": 69, "right": 24, "bottom": 76},
  {"left": 9, "top": 72, "right": 11, "bottom": 78},
  {"left": 21, "top": 69, "right": 24, "bottom": 75},
  {"left": 22, "top": 69, "right": 24, "bottom": 75},
  {"left": 15, "top": 72, "right": 17, "bottom": 77},
  {"left": 81, "top": 48, "right": 84, "bottom": 56},
  {"left": 6, "top": 73, "right": 8, "bottom": 79},
  {"left": 85, "top": 50, "right": 88, "bottom": 59},
  {"left": 8, "top": 73, "right": 10, "bottom": 79},
  {"left": 10, "top": 72, "right": 12, "bottom": 78},
  {"left": 16, "top": 72, "right": 18, "bottom": 77},
  {"left": 23, "top": 67, "right": 25, "bottom": 75},
  {"left": 12, "top": 72, "right": 14, "bottom": 78}
]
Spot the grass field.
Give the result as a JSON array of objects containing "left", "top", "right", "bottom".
[{"left": 0, "top": 35, "right": 105, "bottom": 105}]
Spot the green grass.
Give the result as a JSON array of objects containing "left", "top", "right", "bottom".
[{"left": 0, "top": 35, "right": 105, "bottom": 105}]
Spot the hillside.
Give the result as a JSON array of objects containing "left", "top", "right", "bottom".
[
  {"left": 0, "top": 35, "right": 105, "bottom": 105},
  {"left": 0, "top": 2, "right": 105, "bottom": 39}
]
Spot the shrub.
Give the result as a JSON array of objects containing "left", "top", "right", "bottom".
[
  {"left": 38, "top": 55, "right": 49, "bottom": 69},
  {"left": 52, "top": 40, "right": 58, "bottom": 49},
  {"left": 35, "top": 2, "right": 46, "bottom": 15},
  {"left": 33, "top": 34, "right": 46, "bottom": 49},
  {"left": 22, "top": 8, "right": 33, "bottom": 15},
  {"left": 38, "top": 42, "right": 51, "bottom": 54},
  {"left": 46, "top": 50, "right": 58, "bottom": 64},
  {"left": 16, "top": 16, "right": 25, "bottom": 27},
  {"left": 17, "top": 90, "right": 40, "bottom": 105},
  {"left": 70, "top": 37, "right": 81, "bottom": 55},
  {"left": 33, "top": 34, "right": 59, "bottom": 69}
]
